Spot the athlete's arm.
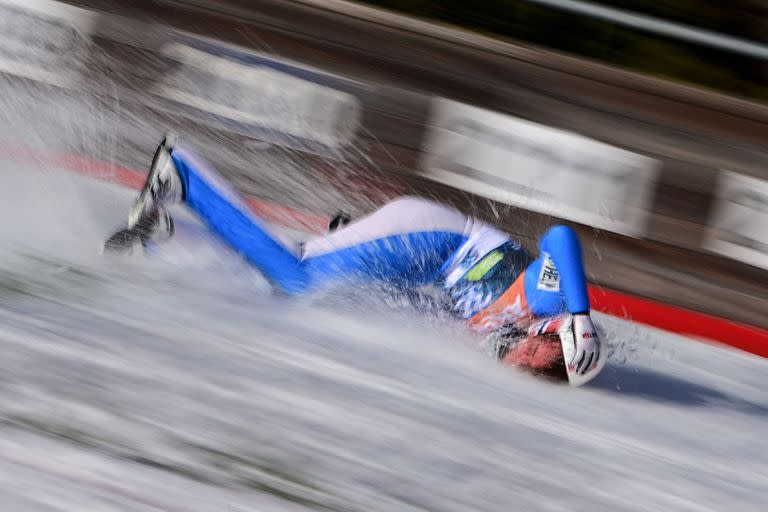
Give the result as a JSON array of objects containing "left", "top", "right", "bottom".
[
  {"left": 538, "top": 225, "right": 589, "bottom": 315},
  {"left": 539, "top": 225, "right": 603, "bottom": 379}
]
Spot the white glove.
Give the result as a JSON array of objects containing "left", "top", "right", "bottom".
[
  {"left": 569, "top": 313, "right": 602, "bottom": 375},
  {"left": 558, "top": 313, "right": 605, "bottom": 386}
]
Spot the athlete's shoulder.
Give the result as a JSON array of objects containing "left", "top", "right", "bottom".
[{"left": 443, "top": 220, "right": 521, "bottom": 279}]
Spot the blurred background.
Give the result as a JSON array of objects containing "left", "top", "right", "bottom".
[
  {"left": 0, "top": 0, "right": 766, "bottom": 510},
  {"left": 13, "top": 0, "right": 764, "bottom": 326},
  {"left": 365, "top": 0, "right": 768, "bottom": 99}
]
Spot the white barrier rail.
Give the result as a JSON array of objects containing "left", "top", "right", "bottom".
[
  {"left": 707, "top": 171, "right": 768, "bottom": 270},
  {"left": 0, "top": 0, "right": 361, "bottom": 149},
  {"left": 157, "top": 37, "right": 361, "bottom": 148},
  {"left": 421, "top": 99, "right": 660, "bottom": 237},
  {"left": 0, "top": 0, "right": 97, "bottom": 88}
]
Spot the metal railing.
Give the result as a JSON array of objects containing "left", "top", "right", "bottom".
[{"left": 527, "top": 0, "right": 768, "bottom": 60}]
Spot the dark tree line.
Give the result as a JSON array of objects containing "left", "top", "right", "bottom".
[{"left": 362, "top": 0, "right": 768, "bottom": 100}]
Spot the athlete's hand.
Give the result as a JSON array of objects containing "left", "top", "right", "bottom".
[{"left": 568, "top": 313, "right": 602, "bottom": 375}]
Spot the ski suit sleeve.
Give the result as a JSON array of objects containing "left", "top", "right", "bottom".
[{"left": 523, "top": 225, "right": 590, "bottom": 316}]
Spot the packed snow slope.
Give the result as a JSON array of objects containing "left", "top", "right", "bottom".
[{"left": 0, "top": 150, "right": 766, "bottom": 512}]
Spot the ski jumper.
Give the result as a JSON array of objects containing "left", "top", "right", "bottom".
[{"left": 171, "top": 147, "right": 590, "bottom": 331}]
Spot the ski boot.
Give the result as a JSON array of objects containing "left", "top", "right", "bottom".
[{"left": 104, "top": 134, "right": 183, "bottom": 254}]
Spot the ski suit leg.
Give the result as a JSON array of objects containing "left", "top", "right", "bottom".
[
  {"left": 523, "top": 225, "right": 590, "bottom": 316},
  {"left": 171, "top": 147, "right": 469, "bottom": 294},
  {"left": 301, "top": 197, "right": 469, "bottom": 289},
  {"left": 171, "top": 147, "right": 308, "bottom": 293}
]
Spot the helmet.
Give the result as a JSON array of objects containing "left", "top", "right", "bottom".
[
  {"left": 492, "top": 313, "right": 607, "bottom": 385},
  {"left": 486, "top": 318, "right": 567, "bottom": 380}
]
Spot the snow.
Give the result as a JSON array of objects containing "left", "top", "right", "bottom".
[{"left": 0, "top": 159, "right": 765, "bottom": 512}]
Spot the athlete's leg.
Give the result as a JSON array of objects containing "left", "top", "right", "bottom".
[
  {"left": 523, "top": 224, "right": 589, "bottom": 316},
  {"left": 170, "top": 146, "right": 308, "bottom": 293},
  {"left": 172, "top": 148, "right": 470, "bottom": 292},
  {"left": 128, "top": 138, "right": 479, "bottom": 295},
  {"left": 301, "top": 197, "right": 471, "bottom": 289}
]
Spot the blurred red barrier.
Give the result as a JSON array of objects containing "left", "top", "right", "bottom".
[{"left": 588, "top": 285, "right": 768, "bottom": 358}]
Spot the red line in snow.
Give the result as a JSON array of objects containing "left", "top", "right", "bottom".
[{"left": 4, "top": 146, "right": 766, "bottom": 358}]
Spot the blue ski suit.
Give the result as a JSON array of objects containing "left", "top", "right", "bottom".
[{"left": 170, "top": 146, "right": 590, "bottom": 331}]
